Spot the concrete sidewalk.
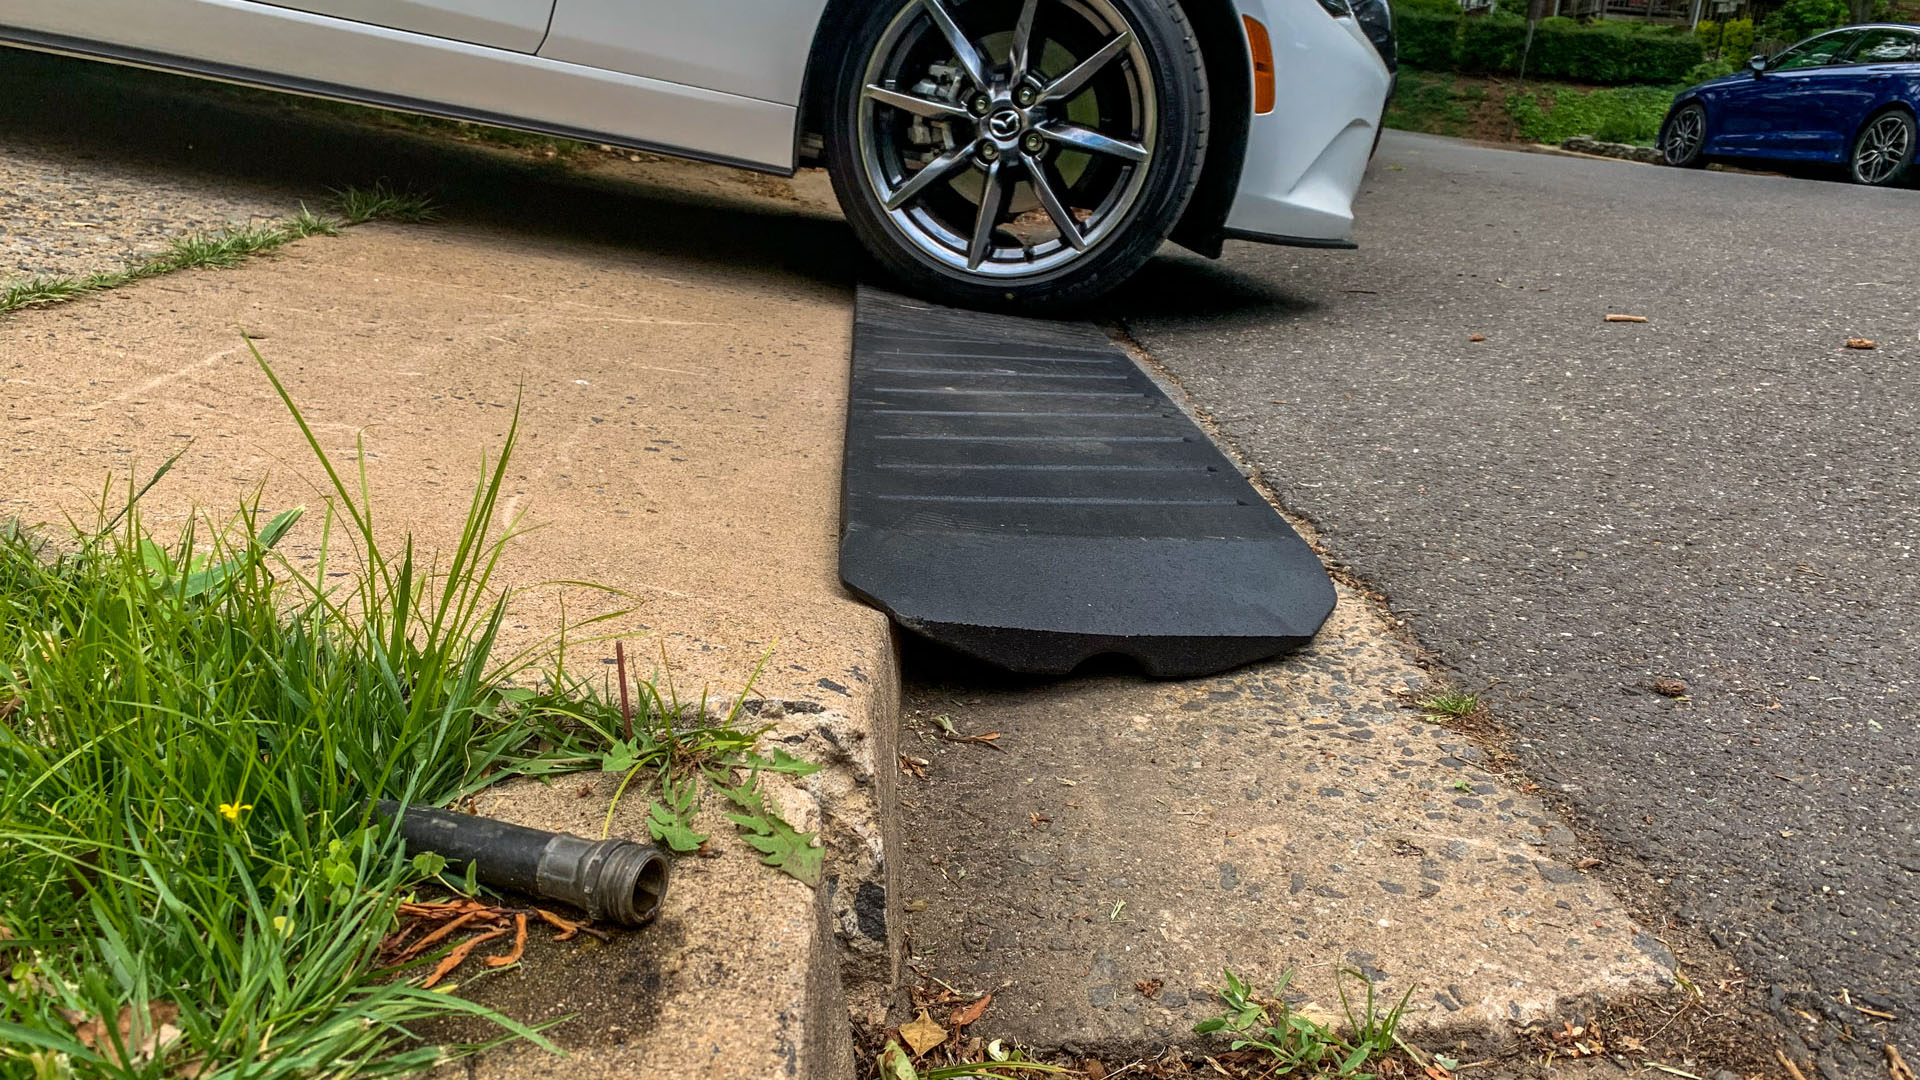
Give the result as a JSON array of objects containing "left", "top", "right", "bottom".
[{"left": 2, "top": 192, "right": 893, "bottom": 1076}]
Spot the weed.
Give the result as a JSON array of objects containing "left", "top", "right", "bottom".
[
  {"left": 0, "top": 344, "right": 816, "bottom": 1078},
  {"left": 1418, "top": 688, "right": 1482, "bottom": 720},
  {"left": 0, "top": 276, "right": 92, "bottom": 314},
  {"left": 1193, "top": 968, "right": 1413, "bottom": 1077},
  {"left": 0, "top": 184, "right": 432, "bottom": 319},
  {"left": 289, "top": 205, "right": 342, "bottom": 238},
  {"left": 331, "top": 181, "right": 440, "bottom": 225}
]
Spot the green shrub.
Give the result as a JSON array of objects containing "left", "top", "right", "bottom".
[
  {"left": 1396, "top": 7, "right": 1463, "bottom": 68},
  {"left": 1759, "top": 0, "right": 1848, "bottom": 44},
  {"left": 1721, "top": 17, "right": 1756, "bottom": 58},
  {"left": 1507, "top": 83, "right": 1679, "bottom": 144},
  {"left": 1683, "top": 57, "right": 1739, "bottom": 82},
  {"left": 1695, "top": 18, "right": 1721, "bottom": 52},
  {"left": 1457, "top": 12, "right": 1529, "bottom": 73},
  {"left": 1391, "top": 2, "right": 1704, "bottom": 84}
]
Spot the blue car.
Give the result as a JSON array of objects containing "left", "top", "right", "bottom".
[{"left": 1660, "top": 24, "right": 1920, "bottom": 186}]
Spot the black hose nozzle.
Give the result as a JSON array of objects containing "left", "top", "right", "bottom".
[{"left": 373, "top": 800, "right": 669, "bottom": 926}]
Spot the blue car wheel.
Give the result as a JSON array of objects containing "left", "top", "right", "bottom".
[
  {"left": 1850, "top": 109, "right": 1916, "bottom": 187},
  {"left": 1661, "top": 101, "right": 1707, "bottom": 168}
]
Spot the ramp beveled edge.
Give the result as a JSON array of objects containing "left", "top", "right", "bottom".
[{"left": 839, "top": 285, "right": 1335, "bottom": 678}]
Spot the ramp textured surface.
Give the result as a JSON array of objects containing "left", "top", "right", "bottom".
[{"left": 841, "top": 286, "right": 1335, "bottom": 677}]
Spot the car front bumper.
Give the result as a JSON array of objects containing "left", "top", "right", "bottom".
[{"left": 1224, "top": 0, "right": 1392, "bottom": 246}]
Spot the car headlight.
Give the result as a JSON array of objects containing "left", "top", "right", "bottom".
[{"left": 1314, "top": 0, "right": 1354, "bottom": 16}]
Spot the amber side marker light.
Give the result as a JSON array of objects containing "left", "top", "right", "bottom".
[{"left": 1243, "top": 15, "right": 1276, "bottom": 114}]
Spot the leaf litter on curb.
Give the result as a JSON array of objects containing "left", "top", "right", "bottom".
[
  {"left": 378, "top": 898, "right": 605, "bottom": 988},
  {"left": 901, "top": 1010, "right": 948, "bottom": 1056}
]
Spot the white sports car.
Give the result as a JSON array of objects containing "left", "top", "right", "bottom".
[{"left": 0, "top": 0, "right": 1393, "bottom": 307}]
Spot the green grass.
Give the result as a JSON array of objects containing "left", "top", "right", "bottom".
[
  {"left": 1504, "top": 83, "right": 1678, "bottom": 145},
  {"left": 0, "top": 346, "right": 816, "bottom": 1079},
  {"left": 0, "top": 185, "right": 433, "bottom": 318},
  {"left": 1417, "top": 688, "right": 1482, "bottom": 720},
  {"left": 1385, "top": 70, "right": 1681, "bottom": 147},
  {"left": 331, "top": 182, "right": 440, "bottom": 227},
  {"left": 1192, "top": 969, "right": 1415, "bottom": 1077},
  {"left": 1384, "top": 70, "right": 1489, "bottom": 139}
]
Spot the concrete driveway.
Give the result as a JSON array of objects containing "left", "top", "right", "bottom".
[{"left": 1116, "top": 130, "right": 1919, "bottom": 1075}]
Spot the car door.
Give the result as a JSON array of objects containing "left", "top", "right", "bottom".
[
  {"left": 536, "top": 0, "right": 831, "bottom": 106},
  {"left": 256, "top": 0, "right": 556, "bottom": 52},
  {"left": 1748, "top": 30, "right": 1860, "bottom": 157},
  {"left": 1833, "top": 28, "right": 1920, "bottom": 148}
]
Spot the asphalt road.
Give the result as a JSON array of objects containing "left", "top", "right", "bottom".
[{"left": 1115, "top": 132, "right": 1919, "bottom": 1072}]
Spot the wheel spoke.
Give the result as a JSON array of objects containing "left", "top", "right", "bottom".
[
  {"left": 1040, "top": 122, "right": 1150, "bottom": 163},
  {"left": 1011, "top": 0, "right": 1043, "bottom": 82},
  {"left": 1025, "top": 154, "right": 1086, "bottom": 251},
  {"left": 864, "top": 84, "right": 973, "bottom": 121},
  {"left": 1037, "top": 30, "right": 1134, "bottom": 104},
  {"left": 920, "top": 0, "right": 989, "bottom": 90},
  {"left": 968, "top": 158, "right": 1008, "bottom": 270},
  {"left": 886, "top": 144, "right": 977, "bottom": 211}
]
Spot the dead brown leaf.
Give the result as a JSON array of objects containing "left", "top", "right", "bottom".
[
  {"left": 1575, "top": 856, "right": 1603, "bottom": 871},
  {"left": 0, "top": 696, "right": 19, "bottom": 722},
  {"left": 899, "top": 754, "right": 930, "bottom": 780},
  {"left": 1845, "top": 337, "right": 1877, "bottom": 350},
  {"left": 950, "top": 992, "right": 992, "bottom": 1028},
  {"left": 535, "top": 908, "right": 579, "bottom": 940},
  {"left": 394, "top": 909, "right": 491, "bottom": 962},
  {"left": 1135, "top": 978, "right": 1163, "bottom": 998},
  {"left": 900, "top": 1009, "right": 947, "bottom": 1056},
  {"left": 1888, "top": 1045, "right": 1915, "bottom": 1080},
  {"left": 1084, "top": 1059, "right": 1108, "bottom": 1080},
  {"left": 1651, "top": 678, "right": 1688, "bottom": 698},
  {"left": 1605, "top": 314, "right": 1648, "bottom": 323},
  {"left": 69, "top": 1001, "right": 182, "bottom": 1068},
  {"left": 421, "top": 927, "right": 508, "bottom": 989},
  {"left": 1029, "top": 812, "right": 1051, "bottom": 828},
  {"left": 1468, "top": 333, "right": 1486, "bottom": 343},
  {"left": 485, "top": 913, "right": 528, "bottom": 968}
]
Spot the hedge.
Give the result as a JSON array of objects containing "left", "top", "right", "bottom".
[{"left": 1393, "top": 7, "right": 1706, "bottom": 84}]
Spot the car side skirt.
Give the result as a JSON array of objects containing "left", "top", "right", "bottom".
[{"left": 0, "top": 0, "right": 797, "bottom": 172}]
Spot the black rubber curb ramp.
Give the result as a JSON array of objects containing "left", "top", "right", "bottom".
[{"left": 839, "top": 286, "right": 1334, "bottom": 677}]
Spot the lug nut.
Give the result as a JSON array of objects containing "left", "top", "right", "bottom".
[
  {"left": 970, "top": 93, "right": 992, "bottom": 116},
  {"left": 1022, "top": 132, "right": 1046, "bottom": 154},
  {"left": 979, "top": 143, "right": 1000, "bottom": 161},
  {"left": 1015, "top": 84, "right": 1038, "bottom": 107}
]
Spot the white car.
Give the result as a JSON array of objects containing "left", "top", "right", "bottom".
[{"left": 0, "top": 0, "right": 1393, "bottom": 307}]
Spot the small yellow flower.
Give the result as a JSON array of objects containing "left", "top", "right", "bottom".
[
  {"left": 272, "top": 915, "right": 291, "bottom": 936},
  {"left": 218, "top": 801, "right": 253, "bottom": 822}
]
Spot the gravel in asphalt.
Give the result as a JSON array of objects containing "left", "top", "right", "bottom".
[{"left": 1115, "top": 131, "right": 1918, "bottom": 1075}]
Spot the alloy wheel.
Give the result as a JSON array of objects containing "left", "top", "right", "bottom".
[
  {"left": 1854, "top": 113, "right": 1913, "bottom": 185},
  {"left": 857, "top": 0, "right": 1158, "bottom": 277},
  {"left": 1664, "top": 106, "right": 1703, "bottom": 166}
]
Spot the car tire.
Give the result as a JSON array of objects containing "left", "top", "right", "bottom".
[
  {"left": 1849, "top": 108, "right": 1916, "bottom": 187},
  {"left": 824, "top": 0, "right": 1208, "bottom": 310},
  {"left": 1659, "top": 101, "right": 1707, "bottom": 168}
]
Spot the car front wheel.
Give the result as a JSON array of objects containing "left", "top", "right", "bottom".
[
  {"left": 825, "top": 0, "right": 1208, "bottom": 310},
  {"left": 1850, "top": 109, "right": 1916, "bottom": 187},
  {"left": 1660, "top": 101, "right": 1707, "bottom": 168}
]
